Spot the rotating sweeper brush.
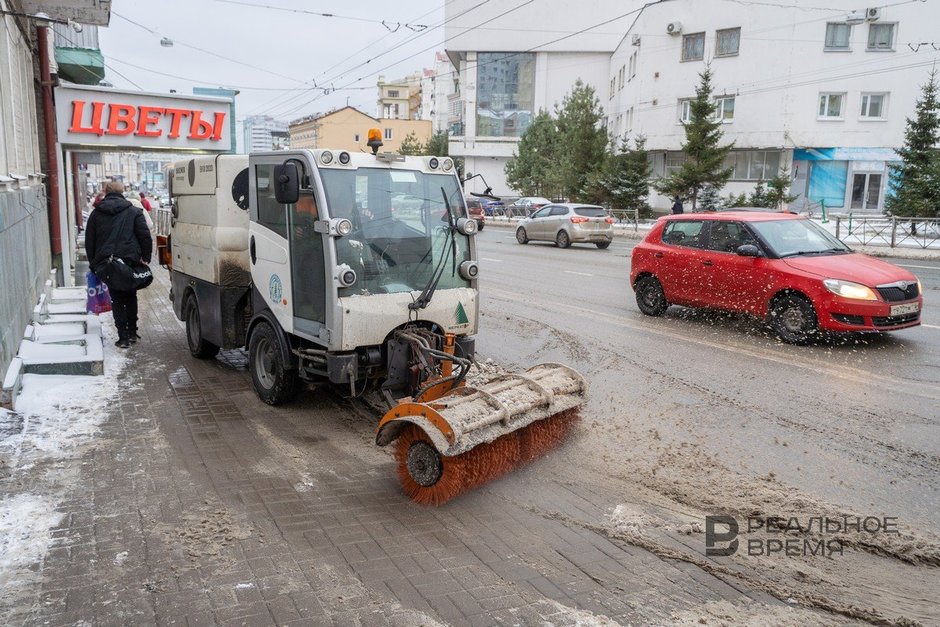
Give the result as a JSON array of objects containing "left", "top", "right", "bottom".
[{"left": 376, "top": 363, "right": 586, "bottom": 505}]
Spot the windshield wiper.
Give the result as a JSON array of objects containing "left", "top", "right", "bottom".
[
  {"left": 781, "top": 247, "right": 849, "bottom": 257},
  {"left": 409, "top": 187, "right": 457, "bottom": 311}
]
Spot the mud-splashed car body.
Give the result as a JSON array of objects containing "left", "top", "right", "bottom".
[{"left": 631, "top": 212, "right": 922, "bottom": 343}]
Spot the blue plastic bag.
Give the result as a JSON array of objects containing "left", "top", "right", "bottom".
[{"left": 86, "top": 271, "right": 112, "bottom": 314}]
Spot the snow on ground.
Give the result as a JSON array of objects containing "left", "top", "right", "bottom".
[{"left": 0, "top": 319, "right": 131, "bottom": 593}]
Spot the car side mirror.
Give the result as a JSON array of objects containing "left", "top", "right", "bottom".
[
  {"left": 274, "top": 162, "right": 300, "bottom": 205},
  {"left": 736, "top": 244, "right": 761, "bottom": 257}
]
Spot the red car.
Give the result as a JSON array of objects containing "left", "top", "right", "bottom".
[
  {"left": 465, "top": 198, "right": 486, "bottom": 231},
  {"left": 630, "top": 212, "right": 923, "bottom": 343}
]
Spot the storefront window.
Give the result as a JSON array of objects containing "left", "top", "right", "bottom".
[{"left": 476, "top": 53, "right": 535, "bottom": 137}]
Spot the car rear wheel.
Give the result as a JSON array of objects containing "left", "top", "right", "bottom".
[
  {"left": 770, "top": 294, "right": 818, "bottom": 344},
  {"left": 595, "top": 241, "right": 611, "bottom": 249},
  {"left": 556, "top": 230, "right": 571, "bottom": 248},
  {"left": 635, "top": 276, "right": 668, "bottom": 316},
  {"left": 516, "top": 227, "right": 529, "bottom": 244}
]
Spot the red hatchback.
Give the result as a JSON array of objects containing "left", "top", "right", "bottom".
[{"left": 630, "top": 212, "right": 923, "bottom": 343}]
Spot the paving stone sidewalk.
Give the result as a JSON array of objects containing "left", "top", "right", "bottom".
[{"left": 0, "top": 267, "right": 773, "bottom": 626}]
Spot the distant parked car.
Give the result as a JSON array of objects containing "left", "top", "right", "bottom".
[
  {"left": 465, "top": 198, "right": 485, "bottom": 231},
  {"left": 483, "top": 199, "right": 504, "bottom": 216},
  {"left": 630, "top": 212, "right": 923, "bottom": 343},
  {"left": 507, "top": 196, "right": 551, "bottom": 217},
  {"left": 515, "top": 203, "right": 614, "bottom": 249}
]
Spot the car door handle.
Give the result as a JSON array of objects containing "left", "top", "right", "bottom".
[
  {"left": 701, "top": 259, "right": 713, "bottom": 266},
  {"left": 654, "top": 252, "right": 664, "bottom": 258},
  {"left": 250, "top": 236, "right": 256, "bottom": 265}
]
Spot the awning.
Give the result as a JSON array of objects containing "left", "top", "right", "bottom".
[{"left": 54, "top": 47, "right": 104, "bottom": 85}]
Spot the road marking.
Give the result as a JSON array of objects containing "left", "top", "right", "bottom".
[
  {"left": 564, "top": 270, "right": 594, "bottom": 276},
  {"left": 898, "top": 263, "right": 940, "bottom": 270},
  {"left": 480, "top": 257, "right": 504, "bottom": 263},
  {"left": 923, "top": 323, "right": 940, "bottom": 330}
]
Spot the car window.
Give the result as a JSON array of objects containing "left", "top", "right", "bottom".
[
  {"left": 574, "top": 207, "right": 606, "bottom": 217},
  {"left": 704, "top": 221, "right": 759, "bottom": 253},
  {"left": 662, "top": 220, "right": 707, "bottom": 249},
  {"left": 531, "top": 207, "right": 552, "bottom": 219},
  {"left": 466, "top": 199, "right": 482, "bottom": 209},
  {"left": 549, "top": 206, "right": 568, "bottom": 216}
]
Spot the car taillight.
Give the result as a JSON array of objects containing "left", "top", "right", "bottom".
[
  {"left": 570, "top": 216, "right": 589, "bottom": 224},
  {"left": 605, "top": 217, "right": 615, "bottom": 224}
]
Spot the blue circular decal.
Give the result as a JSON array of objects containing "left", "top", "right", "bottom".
[{"left": 269, "top": 274, "right": 283, "bottom": 303}]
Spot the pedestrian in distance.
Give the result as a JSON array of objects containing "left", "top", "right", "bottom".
[
  {"left": 671, "top": 195, "right": 684, "bottom": 215},
  {"left": 85, "top": 180, "right": 153, "bottom": 349},
  {"left": 139, "top": 192, "right": 152, "bottom": 212}
]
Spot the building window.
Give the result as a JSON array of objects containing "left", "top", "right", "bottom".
[
  {"left": 384, "top": 128, "right": 392, "bottom": 140},
  {"left": 610, "top": 77, "right": 615, "bottom": 99},
  {"left": 714, "top": 96, "right": 735, "bottom": 122},
  {"left": 354, "top": 134, "right": 360, "bottom": 142},
  {"left": 860, "top": 92, "right": 887, "bottom": 119},
  {"left": 664, "top": 153, "right": 686, "bottom": 176},
  {"left": 868, "top": 23, "right": 896, "bottom": 50},
  {"left": 627, "top": 106, "right": 634, "bottom": 132},
  {"left": 715, "top": 27, "right": 740, "bottom": 57},
  {"left": 476, "top": 52, "right": 536, "bottom": 137},
  {"left": 818, "top": 92, "right": 845, "bottom": 119},
  {"left": 678, "top": 98, "right": 693, "bottom": 123},
  {"left": 682, "top": 32, "right": 705, "bottom": 61},
  {"left": 628, "top": 51, "right": 637, "bottom": 80},
  {"left": 618, "top": 65, "right": 625, "bottom": 90},
  {"left": 824, "top": 23, "right": 851, "bottom": 49},
  {"left": 388, "top": 89, "right": 400, "bottom": 98},
  {"left": 726, "top": 151, "right": 782, "bottom": 181}
]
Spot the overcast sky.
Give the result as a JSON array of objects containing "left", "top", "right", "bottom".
[{"left": 97, "top": 0, "right": 446, "bottom": 147}]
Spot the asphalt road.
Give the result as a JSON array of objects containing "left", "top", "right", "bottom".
[{"left": 468, "top": 226, "right": 940, "bottom": 622}]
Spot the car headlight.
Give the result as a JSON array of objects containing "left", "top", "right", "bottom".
[{"left": 823, "top": 279, "right": 878, "bottom": 300}]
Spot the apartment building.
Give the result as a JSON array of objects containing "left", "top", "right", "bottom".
[
  {"left": 446, "top": 0, "right": 939, "bottom": 211},
  {"left": 288, "top": 106, "right": 432, "bottom": 153},
  {"left": 243, "top": 114, "right": 289, "bottom": 153}
]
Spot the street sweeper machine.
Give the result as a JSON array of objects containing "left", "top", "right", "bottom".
[{"left": 159, "top": 131, "right": 585, "bottom": 504}]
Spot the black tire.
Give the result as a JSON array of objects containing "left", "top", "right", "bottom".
[
  {"left": 770, "top": 294, "right": 819, "bottom": 344},
  {"left": 477, "top": 221, "right": 485, "bottom": 231},
  {"left": 184, "top": 295, "right": 220, "bottom": 358},
  {"left": 635, "top": 276, "right": 669, "bottom": 316},
  {"left": 556, "top": 230, "right": 571, "bottom": 248},
  {"left": 248, "top": 322, "right": 300, "bottom": 405},
  {"left": 516, "top": 227, "right": 529, "bottom": 244},
  {"left": 595, "top": 241, "right": 611, "bottom": 249}
]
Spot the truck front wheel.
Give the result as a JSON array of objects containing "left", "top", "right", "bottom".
[
  {"left": 185, "top": 295, "right": 220, "bottom": 358},
  {"left": 248, "top": 322, "right": 300, "bottom": 405}
]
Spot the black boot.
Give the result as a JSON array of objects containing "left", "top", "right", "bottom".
[{"left": 115, "top": 323, "right": 130, "bottom": 349}]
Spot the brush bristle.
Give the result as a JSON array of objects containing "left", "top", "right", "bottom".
[{"left": 395, "top": 409, "right": 580, "bottom": 506}]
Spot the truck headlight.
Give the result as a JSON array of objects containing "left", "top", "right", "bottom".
[
  {"left": 330, "top": 218, "right": 353, "bottom": 236},
  {"left": 459, "top": 260, "right": 479, "bottom": 280},
  {"left": 336, "top": 264, "right": 357, "bottom": 287},
  {"left": 823, "top": 279, "right": 877, "bottom": 300},
  {"left": 456, "top": 217, "right": 477, "bottom": 236}
]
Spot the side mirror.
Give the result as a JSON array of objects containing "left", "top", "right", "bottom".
[
  {"left": 736, "top": 244, "right": 761, "bottom": 257},
  {"left": 274, "top": 162, "right": 300, "bottom": 204}
]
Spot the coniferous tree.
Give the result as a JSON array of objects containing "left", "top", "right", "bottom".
[
  {"left": 765, "top": 166, "right": 799, "bottom": 209},
  {"left": 424, "top": 131, "right": 450, "bottom": 156},
  {"left": 504, "top": 110, "right": 560, "bottom": 196},
  {"left": 749, "top": 179, "right": 769, "bottom": 207},
  {"left": 654, "top": 67, "right": 734, "bottom": 209},
  {"left": 554, "top": 80, "right": 608, "bottom": 199},
  {"left": 886, "top": 70, "right": 940, "bottom": 218},
  {"left": 398, "top": 132, "right": 425, "bottom": 156},
  {"left": 699, "top": 183, "right": 721, "bottom": 211},
  {"left": 603, "top": 137, "right": 653, "bottom": 217}
]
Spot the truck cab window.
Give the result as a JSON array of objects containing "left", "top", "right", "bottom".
[
  {"left": 290, "top": 190, "right": 326, "bottom": 324},
  {"left": 255, "top": 164, "right": 288, "bottom": 237}
]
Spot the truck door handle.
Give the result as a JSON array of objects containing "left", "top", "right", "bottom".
[
  {"left": 654, "top": 252, "right": 664, "bottom": 258},
  {"left": 250, "top": 236, "right": 256, "bottom": 264},
  {"left": 701, "top": 259, "right": 713, "bottom": 266}
]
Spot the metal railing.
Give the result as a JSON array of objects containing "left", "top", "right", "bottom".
[
  {"left": 154, "top": 207, "right": 172, "bottom": 236},
  {"left": 609, "top": 208, "right": 640, "bottom": 232},
  {"left": 835, "top": 215, "right": 940, "bottom": 249}
]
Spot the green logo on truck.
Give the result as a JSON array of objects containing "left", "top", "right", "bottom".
[{"left": 455, "top": 302, "right": 469, "bottom": 325}]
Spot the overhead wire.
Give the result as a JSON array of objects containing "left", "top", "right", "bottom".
[{"left": 214, "top": 0, "right": 429, "bottom": 29}]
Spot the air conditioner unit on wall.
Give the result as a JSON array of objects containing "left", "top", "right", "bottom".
[
  {"left": 666, "top": 22, "right": 682, "bottom": 36},
  {"left": 866, "top": 7, "right": 881, "bottom": 20},
  {"left": 632, "top": 34, "right": 641, "bottom": 46}
]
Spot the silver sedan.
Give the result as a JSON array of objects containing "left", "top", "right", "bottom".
[{"left": 515, "top": 203, "right": 614, "bottom": 249}]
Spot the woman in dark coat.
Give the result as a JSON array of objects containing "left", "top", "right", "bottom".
[{"left": 85, "top": 180, "right": 152, "bottom": 348}]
